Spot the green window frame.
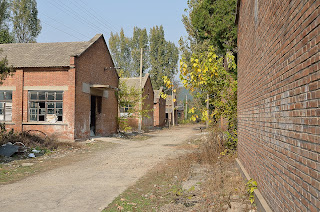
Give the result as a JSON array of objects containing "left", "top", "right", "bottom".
[{"left": 28, "top": 91, "right": 63, "bottom": 122}]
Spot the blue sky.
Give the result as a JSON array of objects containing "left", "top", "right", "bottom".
[{"left": 37, "top": 0, "right": 189, "bottom": 45}]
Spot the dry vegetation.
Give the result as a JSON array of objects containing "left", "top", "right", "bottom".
[{"left": 104, "top": 127, "right": 255, "bottom": 212}]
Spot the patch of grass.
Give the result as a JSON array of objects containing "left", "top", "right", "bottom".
[{"left": 104, "top": 156, "right": 191, "bottom": 211}]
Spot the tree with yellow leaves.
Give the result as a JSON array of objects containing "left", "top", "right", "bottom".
[{"left": 180, "top": 46, "right": 237, "bottom": 149}]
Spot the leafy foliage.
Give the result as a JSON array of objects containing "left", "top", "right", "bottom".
[
  {"left": 180, "top": 46, "right": 237, "bottom": 149},
  {"left": 109, "top": 29, "right": 132, "bottom": 77},
  {"left": 131, "top": 27, "right": 149, "bottom": 77},
  {"left": 117, "top": 80, "right": 153, "bottom": 132},
  {"left": 181, "top": 0, "right": 237, "bottom": 56},
  {"left": 109, "top": 26, "right": 179, "bottom": 90},
  {"left": 149, "top": 25, "right": 179, "bottom": 90},
  {"left": 11, "top": 0, "right": 42, "bottom": 43},
  {"left": 0, "top": 0, "right": 14, "bottom": 44},
  {"left": 246, "top": 179, "right": 257, "bottom": 204},
  {"left": 0, "top": 55, "right": 12, "bottom": 83}
]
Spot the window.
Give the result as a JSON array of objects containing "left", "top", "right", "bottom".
[
  {"left": 29, "top": 91, "right": 63, "bottom": 122},
  {"left": 0, "top": 91, "right": 12, "bottom": 122},
  {"left": 120, "top": 103, "right": 132, "bottom": 113}
]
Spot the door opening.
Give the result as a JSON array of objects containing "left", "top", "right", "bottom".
[{"left": 90, "top": 96, "right": 96, "bottom": 136}]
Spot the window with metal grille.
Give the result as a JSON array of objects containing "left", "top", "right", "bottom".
[
  {"left": 28, "top": 91, "right": 63, "bottom": 122},
  {"left": 0, "top": 91, "right": 12, "bottom": 122}
]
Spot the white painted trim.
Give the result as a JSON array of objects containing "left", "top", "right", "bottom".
[
  {"left": 0, "top": 86, "right": 16, "bottom": 90},
  {"left": 24, "top": 86, "right": 68, "bottom": 91}
]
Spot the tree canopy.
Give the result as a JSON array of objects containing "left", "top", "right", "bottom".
[
  {"left": 182, "top": 0, "right": 237, "bottom": 56},
  {"left": 109, "top": 25, "right": 179, "bottom": 90},
  {"left": 11, "top": 0, "right": 42, "bottom": 43}
]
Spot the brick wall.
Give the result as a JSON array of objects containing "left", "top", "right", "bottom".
[
  {"left": 74, "top": 36, "right": 118, "bottom": 139},
  {"left": 154, "top": 97, "right": 166, "bottom": 127},
  {"left": 237, "top": 0, "right": 319, "bottom": 211},
  {"left": 142, "top": 77, "right": 154, "bottom": 129},
  {"left": 0, "top": 68, "right": 75, "bottom": 140}
]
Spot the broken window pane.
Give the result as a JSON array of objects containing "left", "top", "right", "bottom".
[
  {"left": 39, "top": 115, "right": 45, "bottom": 121},
  {"left": 28, "top": 91, "right": 63, "bottom": 122},
  {"left": 47, "top": 109, "right": 54, "bottom": 114},
  {"left": 39, "top": 102, "right": 45, "bottom": 108},
  {"left": 47, "top": 102, "right": 54, "bottom": 108}
]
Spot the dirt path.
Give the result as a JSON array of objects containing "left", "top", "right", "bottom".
[{"left": 0, "top": 125, "right": 202, "bottom": 212}]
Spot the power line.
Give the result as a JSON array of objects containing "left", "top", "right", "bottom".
[
  {"left": 42, "top": 13, "right": 91, "bottom": 40},
  {"left": 41, "top": 20, "right": 83, "bottom": 40},
  {"left": 70, "top": 0, "right": 119, "bottom": 34},
  {"left": 47, "top": 0, "right": 108, "bottom": 36},
  {"left": 55, "top": 0, "right": 108, "bottom": 33},
  {"left": 77, "top": 0, "right": 121, "bottom": 32}
]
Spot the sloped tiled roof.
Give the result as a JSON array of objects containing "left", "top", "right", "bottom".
[
  {"left": 120, "top": 73, "right": 150, "bottom": 90},
  {"left": 153, "top": 87, "right": 163, "bottom": 103},
  {"left": 0, "top": 34, "right": 103, "bottom": 68}
]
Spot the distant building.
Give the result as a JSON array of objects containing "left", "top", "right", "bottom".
[
  {"left": 120, "top": 74, "right": 154, "bottom": 130},
  {"left": 176, "top": 104, "right": 184, "bottom": 123},
  {"left": 236, "top": 0, "right": 319, "bottom": 211},
  {"left": 153, "top": 87, "right": 166, "bottom": 127},
  {"left": 165, "top": 94, "right": 177, "bottom": 125},
  {"left": 0, "top": 34, "right": 119, "bottom": 140}
]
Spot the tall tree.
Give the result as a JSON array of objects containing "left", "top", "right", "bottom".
[
  {"left": 182, "top": 0, "right": 237, "bottom": 56},
  {"left": 131, "top": 27, "right": 149, "bottom": 77},
  {"left": 11, "top": 0, "right": 41, "bottom": 43},
  {"left": 149, "top": 25, "right": 179, "bottom": 90},
  {"left": 109, "top": 28, "right": 132, "bottom": 77},
  {"left": 0, "top": 0, "right": 14, "bottom": 43}
]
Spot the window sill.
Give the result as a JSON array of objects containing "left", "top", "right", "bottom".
[
  {"left": 22, "top": 122, "right": 68, "bottom": 126},
  {"left": 0, "top": 122, "right": 15, "bottom": 125}
]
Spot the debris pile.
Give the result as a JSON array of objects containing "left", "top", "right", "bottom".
[{"left": 0, "top": 142, "right": 45, "bottom": 159}]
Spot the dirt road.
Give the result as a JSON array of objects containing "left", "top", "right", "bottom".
[{"left": 0, "top": 125, "right": 201, "bottom": 212}]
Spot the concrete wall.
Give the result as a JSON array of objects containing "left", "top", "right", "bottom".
[
  {"left": 74, "top": 36, "right": 119, "bottom": 139},
  {"left": 237, "top": 0, "right": 319, "bottom": 211}
]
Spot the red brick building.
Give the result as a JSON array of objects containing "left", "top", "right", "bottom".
[
  {"left": 120, "top": 74, "right": 154, "bottom": 130},
  {"left": 237, "top": 0, "right": 319, "bottom": 211},
  {"left": 153, "top": 87, "right": 166, "bottom": 127},
  {"left": 0, "top": 34, "right": 119, "bottom": 140}
]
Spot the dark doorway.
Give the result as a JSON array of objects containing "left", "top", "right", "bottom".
[{"left": 90, "top": 96, "right": 96, "bottom": 136}]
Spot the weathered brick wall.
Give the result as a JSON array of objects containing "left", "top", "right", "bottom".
[
  {"left": 154, "top": 97, "right": 166, "bottom": 127},
  {"left": 0, "top": 68, "right": 75, "bottom": 140},
  {"left": 142, "top": 77, "right": 154, "bottom": 129},
  {"left": 74, "top": 36, "right": 119, "bottom": 139},
  {"left": 237, "top": 0, "right": 319, "bottom": 211}
]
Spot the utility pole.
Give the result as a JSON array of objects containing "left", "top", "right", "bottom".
[
  {"left": 138, "top": 48, "right": 143, "bottom": 132},
  {"left": 172, "top": 81, "right": 175, "bottom": 126},
  {"left": 185, "top": 95, "right": 188, "bottom": 120},
  {"left": 206, "top": 93, "right": 209, "bottom": 129}
]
